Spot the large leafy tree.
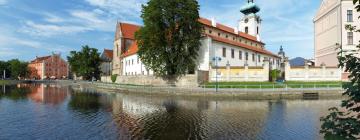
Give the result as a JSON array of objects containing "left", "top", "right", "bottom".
[
  {"left": 135, "top": 0, "right": 202, "bottom": 84},
  {"left": 7, "top": 59, "right": 29, "bottom": 80},
  {"left": 0, "top": 61, "right": 10, "bottom": 78},
  {"left": 67, "top": 45, "right": 101, "bottom": 80},
  {"left": 320, "top": 0, "right": 360, "bottom": 139}
]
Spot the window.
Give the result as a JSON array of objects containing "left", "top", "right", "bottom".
[
  {"left": 257, "top": 26, "right": 259, "bottom": 34},
  {"left": 348, "top": 32, "right": 353, "bottom": 45},
  {"left": 258, "top": 55, "right": 261, "bottom": 62},
  {"left": 132, "top": 59, "right": 134, "bottom": 65},
  {"left": 222, "top": 48, "right": 226, "bottom": 57},
  {"left": 218, "top": 33, "right": 221, "bottom": 36},
  {"left": 245, "top": 27, "right": 249, "bottom": 34},
  {"left": 137, "top": 58, "right": 139, "bottom": 64},
  {"left": 239, "top": 51, "right": 242, "bottom": 60},
  {"left": 245, "top": 52, "right": 249, "bottom": 60},
  {"left": 347, "top": 10, "right": 353, "bottom": 22},
  {"left": 226, "top": 35, "right": 228, "bottom": 38},
  {"left": 252, "top": 54, "right": 255, "bottom": 62},
  {"left": 233, "top": 37, "right": 236, "bottom": 40},
  {"left": 209, "top": 30, "right": 212, "bottom": 34},
  {"left": 231, "top": 49, "right": 235, "bottom": 58}
]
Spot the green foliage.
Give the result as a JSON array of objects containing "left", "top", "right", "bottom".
[
  {"left": 270, "top": 69, "right": 281, "bottom": 82},
  {"left": 320, "top": 2, "right": 360, "bottom": 139},
  {"left": 0, "top": 59, "right": 29, "bottom": 80},
  {"left": 111, "top": 74, "right": 118, "bottom": 83},
  {"left": 135, "top": 0, "right": 202, "bottom": 83},
  {"left": 67, "top": 45, "right": 102, "bottom": 80}
]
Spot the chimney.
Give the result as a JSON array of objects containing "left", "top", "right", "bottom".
[
  {"left": 234, "top": 27, "right": 239, "bottom": 34},
  {"left": 211, "top": 18, "right": 216, "bottom": 27}
]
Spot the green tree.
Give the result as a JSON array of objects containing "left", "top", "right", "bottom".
[
  {"left": 320, "top": 1, "right": 360, "bottom": 139},
  {"left": 7, "top": 59, "right": 29, "bottom": 80},
  {"left": 0, "top": 61, "right": 10, "bottom": 78},
  {"left": 67, "top": 45, "right": 101, "bottom": 80},
  {"left": 135, "top": 0, "right": 202, "bottom": 84}
]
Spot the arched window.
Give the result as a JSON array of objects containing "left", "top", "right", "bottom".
[
  {"left": 245, "top": 27, "right": 249, "bottom": 34},
  {"left": 257, "top": 26, "right": 259, "bottom": 34}
]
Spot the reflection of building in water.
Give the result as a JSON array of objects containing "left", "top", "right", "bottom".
[
  {"left": 110, "top": 94, "right": 270, "bottom": 139},
  {"left": 27, "top": 84, "right": 68, "bottom": 105}
]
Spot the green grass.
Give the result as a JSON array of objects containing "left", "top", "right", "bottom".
[
  {"left": 0, "top": 80, "right": 9, "bottom": 85},
  {"left": 203, "top": 81, "right": 344, "bottom": 89}
]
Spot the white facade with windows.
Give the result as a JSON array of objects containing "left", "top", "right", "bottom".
[
  {"left": 122, "top": 54, "right": 153, "bottom": 76},
  {"left": 314, "top": 0, "right": 360, "bottom": 67}
]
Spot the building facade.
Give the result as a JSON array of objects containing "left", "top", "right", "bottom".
[
  {"left": 100, "top": 49, "right": 113, "bottom": 76},
  {"left": 28, "top": 54, "right": 69, "bottom": 80},
  {"left": 112, "top": 1, "right": 280, "bottom": 82},
  {"left": 314, "top": 0, "right": 360, "bottom": 67}
]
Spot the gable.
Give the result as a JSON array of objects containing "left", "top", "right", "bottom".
[{"left": 314, "top": 0, "right": 341, "bottom": 21}]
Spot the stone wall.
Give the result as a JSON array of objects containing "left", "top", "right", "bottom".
[
  {"left": 285, "top": 60, "right": 341, "bottom": 81},
  {"left": 101, "top": 75, "right": 198, "bottom": 87},
  {"left": 209, "top": 60, "right": 270, "bottom": 82}
]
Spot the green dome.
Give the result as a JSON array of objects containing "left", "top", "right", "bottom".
[{"left": 240, "top": 3, "right": 260, "bottom": 15}]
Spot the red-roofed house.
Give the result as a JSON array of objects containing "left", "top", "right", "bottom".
[
  {"left": 28, "top": 54, "right": 69, "bottom": 80},
  {"left": 100, "top": 49, "right": 113, "bottom": 76},
  {"left": 112, "top": 1, "right": 282, "bottom": 82}
]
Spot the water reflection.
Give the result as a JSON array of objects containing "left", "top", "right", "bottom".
[{"left": 0, "top": 83, "right": 341, "bottom": 140}]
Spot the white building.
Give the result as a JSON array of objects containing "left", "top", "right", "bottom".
[
  {"left": 314, "top": 0, "right": 359, "bottom": 67},
  {"left": 112, "top": 1, "right": 280, "bottom": 81}
]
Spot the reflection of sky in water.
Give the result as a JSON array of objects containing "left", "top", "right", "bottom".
[{"left": 0, "top": 84, "right": 341, "bottom": 140}]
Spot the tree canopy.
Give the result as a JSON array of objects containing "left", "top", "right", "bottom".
[
  {"left": 320, "top": 1, "right": 360, "bottom": 139},
  {"left": 0, "top": 60, "right": 28, "bottom": 80},
  {"left": 135, "top": 0, "right": 202, "bottom": 83},
  {"left": 67, "top": 45, "right": 101, "bottom": 80}
]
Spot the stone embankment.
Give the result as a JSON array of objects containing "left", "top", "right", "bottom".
[{"left": 70, "top": 81, "right": 345, "bottom": 100}]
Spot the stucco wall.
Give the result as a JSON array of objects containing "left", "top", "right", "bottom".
[
  {"left": 101, "top": 75, "right": 198, "bottom": 87},
  {"left": 285, "top": 61, "right": 341, "bottom": 81}
]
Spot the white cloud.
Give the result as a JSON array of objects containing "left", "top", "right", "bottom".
[
  {"left": 85, "top": 0, "right": 146, "bottom": 16},
  {"left": 0, "top": 0, "right": 7, "bottom": 5},
  {"left": 20, "top": 21, "right": 91, "bottom": 37}
]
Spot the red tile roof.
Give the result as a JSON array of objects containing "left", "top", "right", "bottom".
[
  {"left": 30, "top": 56, "right": 51, "bottom": 63},
  {"left": 121, "top": 42, "right": 138, "bottom": 57},
  {"left": 119, "top": 23, "right": 141, "bottom": 40},
  {"left": 117, "top": 19, "right": 274, "bottom": 58},
  {"left": 208, "top": 34, "right": 279, "bottom": 57},
  {"left": 103, "top": 49, "right": 113, "bottom": 60},
  {"left": 198, "top": 18, "right": 261, "bottom": 44}
]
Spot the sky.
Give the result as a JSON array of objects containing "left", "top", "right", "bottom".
[{"left": 0, "top": 0, "right": 321, "bottom": 61}]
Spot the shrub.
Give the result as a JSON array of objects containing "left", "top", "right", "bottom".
[{"left": 111, "top": 74, "right": 118, "bottom": 83}]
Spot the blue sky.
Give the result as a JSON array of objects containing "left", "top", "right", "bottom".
[{"left": 0, "top": 0, "right": 321, "bottom": 61}]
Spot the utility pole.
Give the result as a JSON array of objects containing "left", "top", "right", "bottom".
[{"left": 3, "top": 69, "right": 5, "bottom": 79}]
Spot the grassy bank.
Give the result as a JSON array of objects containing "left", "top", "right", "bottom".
[
  {"left": 0, "top": 80, "right": 9, "bottom": 85},
  {"left": 204, "top": 81, "right": 344, "bottom": 89}
]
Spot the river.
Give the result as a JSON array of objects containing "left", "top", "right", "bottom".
[{"left": 0, "top": 83, "right": 340, "bottom": 140}]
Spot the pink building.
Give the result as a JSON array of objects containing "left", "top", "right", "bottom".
[{"left": 28, "top": 54, "right": 69, "bottom": 80}]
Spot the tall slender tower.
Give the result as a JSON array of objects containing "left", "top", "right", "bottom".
[{"left": 239, "top": 0, "right": 262, "bottom": 41}]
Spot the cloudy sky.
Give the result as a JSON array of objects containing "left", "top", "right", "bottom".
[{"left": 0, "top": 0, "right": 321, "bottom": 61}]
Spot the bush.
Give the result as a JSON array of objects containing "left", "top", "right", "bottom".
[{"left": 111, "top": 74, "right": 118, "bottom": 83}]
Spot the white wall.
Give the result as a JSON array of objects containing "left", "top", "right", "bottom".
[
  {"left": 210, "top": 40, "right": 280, "bottom": 69},
  {"left": 122, "top": 54, "right": 153, "bottom": 76}
]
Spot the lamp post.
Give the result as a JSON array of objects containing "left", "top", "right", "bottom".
[{"left": 212, "top": 57, "right": 222, "bottom": 92}]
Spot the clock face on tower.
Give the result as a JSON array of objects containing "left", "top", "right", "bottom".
[{"left": 244, "top": 18, "right": 249, "bottom": 23}]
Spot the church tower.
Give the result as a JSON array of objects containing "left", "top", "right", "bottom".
[{"left": 238, "top": 0, "right": 262, "bottom": 41}]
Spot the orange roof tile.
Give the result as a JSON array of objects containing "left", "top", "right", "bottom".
[
  {"left": 103, "top": 49, "right": 113, "bottom": 60},
  {"left": 208, "top": 34, "right": 279, "bottom": 58},
  {"left": 198, "top": 17, "right": 261, "bottom": 44},
  {"left": 30, "top": 56, "right": 51, "bottom": 63},
  {"left": 119, "top": 23, "right": 141, "bottom": 39},
  {"left": 121, "top": 42, "right": 138, "bottom": 57}
]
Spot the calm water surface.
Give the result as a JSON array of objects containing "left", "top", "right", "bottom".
[{"left": 0, "top": 84, "right": 340, "bottom": 140}]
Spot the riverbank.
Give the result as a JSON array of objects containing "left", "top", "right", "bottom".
[{"left": 69, "top": 81, "right": 346, "bottom": 100}]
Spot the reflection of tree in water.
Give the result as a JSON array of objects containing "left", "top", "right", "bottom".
[
  {"left": 68, "top": 91, "right": 101, "bottom": 114},
  {"left": 140, "top": 100, "right": 205, "bottom": 140},
  {"left": 0, "top": 84, "right": 31, "bottom": 101}
]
